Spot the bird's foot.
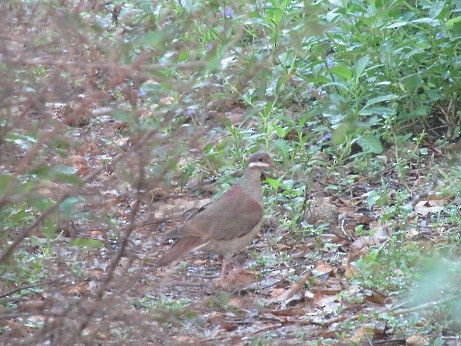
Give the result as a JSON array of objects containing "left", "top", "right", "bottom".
[{"left": 216, "top": 266, "right": 259, "bottom": 290}]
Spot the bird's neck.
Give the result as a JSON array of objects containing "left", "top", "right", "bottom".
[{"left": 239, "top": 168, "right": 264, "bottom": 202}]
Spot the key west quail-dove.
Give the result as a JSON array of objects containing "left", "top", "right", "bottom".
[{"left": 154, "top": 152, "right": 276, "bottom": 285}]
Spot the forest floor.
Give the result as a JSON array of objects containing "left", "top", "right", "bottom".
[{"left": 2, "top": 95, "right": 454, "bottom": 345}]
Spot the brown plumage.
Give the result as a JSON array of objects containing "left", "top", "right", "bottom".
[{"left": 154, "top": 152, "right": 276, "bottom": 284}]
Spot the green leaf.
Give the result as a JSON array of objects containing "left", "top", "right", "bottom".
[
  {"left": 111, "top": 109, "right": 134, "bottom": 123},
  {"left": 322, "top": 81, "right": 353, "bottom": 94},
  {"left": 178, "top": 50, "right": 189, "bottom": 62},
  {"left": 328, "top": 64, "right": 352, "bottom": 80},
  {"left": 445, "top": 16, "right": 461, "bottom": 30},
  {"left": 7, "top": 207, "right": 34, "bottom": 226},
  {"left": 0, "top": 174, "right": 12, "bottom": 199},
  {"left": 274, "top": 138, "right": 290, "bottom": 157},
  {"left": 331, "top": 124, "right": 351, "bottom": 146},
  {"left": 42, "top": 217, "right": 58, "bottom": 238},
  {"left": 32, "top": 197, "right": 54, "bottom": 212},
  {"left": 429, "top": 2, "right": 445, "bottom": 18},
  {"left": 244, "top": 17, "right": 274, "bottom": 28},
  {"left": 135, "top": 30, "right": 170, "bottom": 48},
  {"left": 357, "top": 135, "right": 383, "bottom": 154},
  {"left": 359, "top": 106, "right": 394, "bottom": 116},
  {"left": 395, "top": 133, "right": 413, "bottom": 144},
  {"left": 5, "top": 132, "right": 37, "bottom": 150},
  {"left": 397, "top": 106, "right": 428, "bottom": 120},
  {"left": 361, "top": 94, "right": 399, "bottom": 113},
  {"left": 282, "top": 179, "right": 295, "bottom": 190},
  {"left": 411, "top": 18, "right": 439, "bottom": 26},
  {"left": 427, "top": 88, "right": 442, "bottom": 101},
  {"left": 384, "top": 21, "right": 408, "bottom": 29},
  {"left": 366, "top": 190, "right": 389, "bottom": 208},
  {"left": 403, "top": 73, "right": 423, "bottom": 91},
  {"left": 59, "top": 196, "right": 85, "bottom": 217},
  {"left": 69, "top": 238, "right": 105, "bottom": 248},
  {"left": 354, "top": 55, "right": 370, "bottom": 79},
  {"left": 266, "top": 177, "right": 283, "bottom": 190},
  {"left": 50, "top": 165, "right": 81, "bottom": 184}
]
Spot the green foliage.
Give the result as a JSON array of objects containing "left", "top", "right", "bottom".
[
  {"left": 135, "top": 294, "right": 198, "bottom": 327},
  {"left": 409, "top": 257, "right": 461, "bottom": 306},
  {"left": 68, "top": 238, "right": 105, "bottom": 249},
  {"left": 353, "top": 239, "right": 421, "bottom": 292},
  {"left": 204, "top": 291, "right": 232, "bottom": 310}
]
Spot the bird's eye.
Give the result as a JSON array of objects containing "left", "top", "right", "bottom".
[{"left": 258, "top": 157, "right": 263, "bottom": 162}]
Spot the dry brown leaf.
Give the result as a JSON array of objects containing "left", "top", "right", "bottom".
[
  {"left": 222, "top": 268, "right": 259, "bottom": 291},
  {"left": 363, "top": 289, "right": 387, "bottom": 305},
  {"left": 222, "top": 322, "right": 238, "bottom": 332},
  {"left": 270, "top": 288, "right": 286, "bottom": 299},
  {"left": 80, "top": 141, "right": 102, "bottom": 155},
  {"left": 207, "top": 311, "right": 225, "bottom": 325},
  {"left": 269, "top": 271, "right": 311, "bottom": 303},
  {"left": 406, "top": 334, "right": 429, "bottom": 346},
  {"left": 348, "top": 235, "right": 381, "bottom": 260},
  {"left": 159, "top": 96, "right": 174, "bottom": 105},
  {"left": 89, "top": 268, "right": 104, "bottom": 280},
  {"left": 172, "top": 335, "right": 201, "bottom": 343},
  {"left": 349, "top": 326, "right": 369, "bottom": 344},
  {"left": 270, "top": 308, "right": 305, "bottom": 317},
  {"left": 305, "top": 197, "right": 338, "bottom": 228},
  {"left": 2, "top": 319, "right": 30, "bottom": 338},
  {"left": 67, "top": 154, "right": 89, "bottom": 176},
  {"left": 66, "top": 281, "right": 89, "bottom": 296},
  {"left": 314, "top": 262, "right": 333, "bottom": 276},
  {"left": 19, "top": 300, "right": 46, "bottom": 312},
  {"left": 214, "top": 112, "right": 244, "bottom": 126},
  {"left": 344, "top": 262, "right": 357, "bottom": 279},
  {"left": 319, "top": 233, "right": 344, "bottom": 245},
  {"left": 88, "top": 230, "right": 106, "bottom": 240},
  {"left": 414, "top": 199, "right": 446, "bottom": 216}
]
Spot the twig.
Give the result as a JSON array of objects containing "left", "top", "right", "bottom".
[
  {"left": 269, "top": 269, "right": 311, "bottom": 303},
  {"left": 0, "top": 279, "right": 59, "bottom": 299},
  {"left": 391, "top": 297, "right": 453, "bottom": 316},
  {"left": 0, "top": 157, "right": 111, "bottom": 263},
  {"left": 75, "top": 138, "right": 148, "bottom": 337}
]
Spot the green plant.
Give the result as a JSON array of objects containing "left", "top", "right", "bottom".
[
  {"left": 135, "top": 295, "right": 198, "bottom": 327},
  {"left": 352, "top": 239, "right": 421, "bottom": 293}
]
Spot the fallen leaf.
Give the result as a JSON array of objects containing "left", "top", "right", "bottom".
[
  {"left": 414, "top": 199, "right": 446, "bottom": 216},
  {"left": 159, "top": 97, "right": 174, "bottom": 105},
  {"left": 89, "top": 268, "right": 104, "bottom": 280},
  {"left": 271, "top": 308, "right": 305, "bottom": 317},
  {"left": 222, "top": 268, "right": 259, "bottom": 291},
  {"left": 304, "top": 197, "right": 338, "bottom": 228},
  {"left": 269, "top": 270, "right": 311, "bottom": 303},
  {"left": 406, "top": 334, "right": 429, "bottom": 346},
  {"left": 313, "top": 262, "right": 333, "bottom": 279},
  {"left": 66, "top": 281, "right": 89, "bottom": 296},
  {"left": 363, "top": 289, "right": 387, "bottom": 305}
]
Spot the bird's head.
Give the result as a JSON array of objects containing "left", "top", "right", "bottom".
[{"left": 247, "top": 152, "right": 277, "bottom": 171}]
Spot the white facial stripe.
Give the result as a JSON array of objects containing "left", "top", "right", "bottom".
[{"left": 248, "top": 162, "right": 270, "bottom": 168}]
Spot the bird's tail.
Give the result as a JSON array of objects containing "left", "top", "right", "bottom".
[{"left": 154, "top": 235, "right": 203, "bottom": 268}]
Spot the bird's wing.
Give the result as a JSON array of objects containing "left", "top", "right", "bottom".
[
  {"left": 162, "top": 203, "right": 212, "bottom": 240},
  {"left": 184, "top": 184, "right": 263, "bottom": 241}
]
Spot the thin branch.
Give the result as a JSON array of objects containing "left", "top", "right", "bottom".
[{"left": 0, "top": 279, "right": 59, "bottom": 299}]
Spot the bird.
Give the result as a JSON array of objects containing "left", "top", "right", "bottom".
[{"left": 154, "top": 152, "right": 276, "bottom": 286}]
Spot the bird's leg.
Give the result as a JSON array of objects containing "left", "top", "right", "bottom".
[
  {"left": 220, "top": 259, "right": 227, "bottom": 284},
  {"left": 220, "top": 258, "right": 236, "bottom": 287},
  {"left": 219, "top": 255, "right": 234, "bottom": 275}
]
